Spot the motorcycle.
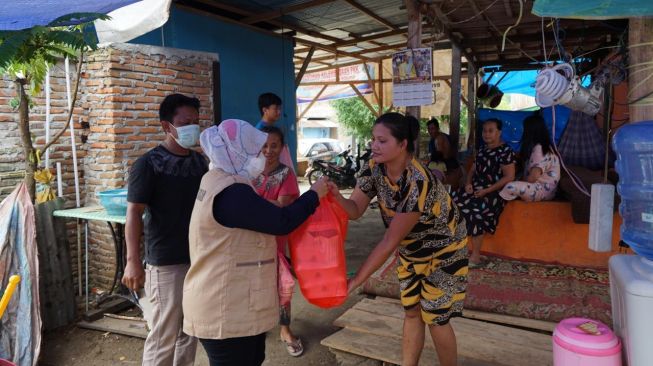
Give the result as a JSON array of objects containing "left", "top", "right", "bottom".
[{"left": 306, "top": 144, "right": 371, "bottom": 189}]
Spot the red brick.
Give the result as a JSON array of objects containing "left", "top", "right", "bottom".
[
  {"left": 157, "top": 84, "right": 176, "bottom": 92},
  {"left": 177, "top": 72, "right": 194, "bottom": 80},
  {"left": 146, "top": 90, "right": 166, "bottom": 97},
  {"left": 127, "top": 135, "right": 146, "bottom": 141},
  {"left": 107, "top": 127, "right": 133, "bottom": 134},
  {"left": 156, "top": 69, "right": 176, "bottom": 76},
  {"left": 136, "top": 112, "right": 158, "bottom": 118}
]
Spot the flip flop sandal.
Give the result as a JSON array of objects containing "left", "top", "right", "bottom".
[
  {"left": 281, "top": 337, "right": 304, "bottom": 357},
  {"left": 468, "top": 261, "right": 486, "bottom": 269}
]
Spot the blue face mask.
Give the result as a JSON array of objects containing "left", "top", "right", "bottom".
[{"left": 171, "top": 124, "right": 200, "bottom": 149}]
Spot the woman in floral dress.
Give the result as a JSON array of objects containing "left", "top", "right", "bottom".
[
  {"left": 452, "top": 118, "right": 516, "bottom": 266},
  {"left": 251, "top": 126, "right": 303, "bottom": 357},
  {"left": 500, "top": 115, "right": 560, "bottom": 202}
]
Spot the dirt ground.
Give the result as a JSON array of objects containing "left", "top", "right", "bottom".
[{"left": 39, "top": 182, "right": 386, "bottom": 366}]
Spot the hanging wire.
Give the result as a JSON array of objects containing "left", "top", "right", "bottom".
[
  {"left": 450, "top": 0, "right": 501, "bottom": 24},
  {"left": 501, "top": 0, "right": 523, "bottom": 51}
]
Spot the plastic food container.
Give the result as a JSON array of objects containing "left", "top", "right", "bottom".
[{"left": 553, "top": 317, "right": 621, "bottom": 366}]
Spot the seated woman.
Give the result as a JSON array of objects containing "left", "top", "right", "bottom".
[
  {"left": 500, "top": 115, "right": 560, "bottom": 202},
  {"left": 251, "top": 126, "right": 304, "bottom": 357},
  {"left": 427, "top": 118, "right": 462, "bottom": 189},
  {"left": 182, "top": 119, "right": 328, "bottom": 366},
  {"left": 451, "top": 118, "right": 516, "bottom": 266}
]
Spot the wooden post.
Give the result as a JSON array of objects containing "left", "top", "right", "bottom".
[
  {"left": 378, "top": 60, "right": 384, "bottom": 114},
  {"left": 405, "top": 0, "right": 422, "bottom": 156},
  {"left": 467, "top": 63, "right": 476, "bottom": 151},
  {"left": 628, "top": 18, "right": 653, "bottom": 123},
  {"left": 295, "top": 46, "right": 315, "bottom": 87},
  {"left": 298, "top": 85, "right": 327, "bottom": 121},
  {"left": 450, "top": 43, "right": 462, "bottom": 154},
  {"left": 350, "top": 84, "right": 379, "bottom": 117}
]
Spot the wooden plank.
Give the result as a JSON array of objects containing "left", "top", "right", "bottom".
[
  {"left": 298, "top": 85, "right": 327, "bottom": 121},
  {"left": 359, "top": 297, "right": 556, "bottom": 333},
  {"left": 82, "top": 298, "right": 133, "bottom": 322},
  {"left": 332, "top": 308, "right": 552, "bottom": 366},
  {"left": 350, "top": 84, "right": 379, "bottom": 117},
  {"left": 462, "top": 309, "right": 556, "bottom": 333},
  {"left": 295, "top": 46, "right": 315, "bottom": 87},
  {"left": 323, "top": 328, "right": 490, "bottom": 366},
  {"left": 78, "top": 317, "right": 148, "bottom": 339}
]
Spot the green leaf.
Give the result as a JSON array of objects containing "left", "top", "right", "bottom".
[{"left": 0, "top": 31, "right": 33, "bottom": 69}]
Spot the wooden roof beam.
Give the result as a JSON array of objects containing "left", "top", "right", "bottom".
[
  {"left": 334, "top": 28, "right": 407, "bottom": 47},
  {"left": 503, "top": 0, "right": 514, "bottom": 18},
  {"left": 428, "top": 4, "right": 476, "bottom": 65},
  {"left": 465, "top": 0, "right": 506, "bottom": 55},
  {"left": 240, "top": 0, "right": 338, "bottom": 24}
]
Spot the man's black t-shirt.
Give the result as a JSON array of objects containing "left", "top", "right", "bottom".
[{"left": 127, "top": 145, "right": 208, "bottom": 266}]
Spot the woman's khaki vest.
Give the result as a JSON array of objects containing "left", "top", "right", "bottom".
[{"left": 182, "top": 169, "right": 278, "bottom": 339}]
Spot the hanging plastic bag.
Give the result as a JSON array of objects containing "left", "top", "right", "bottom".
[
  {"left": 34, "top": 169, "right": 56, "bottom": 204},
  {"left": 289, "top": 194, "right": 349, "bottom": 308},
  {"left": 278, "top": 252, "right": 295, "bottom": 306}
]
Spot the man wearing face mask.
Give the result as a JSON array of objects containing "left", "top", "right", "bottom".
[{"left": 123, "top": 93, "right": 207, "bottom": 366}]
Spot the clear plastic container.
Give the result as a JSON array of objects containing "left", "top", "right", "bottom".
[{"left": 612, "top": 121, "right": 653, "bottom": 260}]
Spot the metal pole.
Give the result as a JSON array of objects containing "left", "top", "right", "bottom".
[{"left": 85, "top": 221, "right": 89, "bottom": 312}]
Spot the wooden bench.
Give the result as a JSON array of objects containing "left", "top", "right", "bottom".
[
  {"left": 483, "top": 200, "right": 623, "bottom": 268},
  {"left": 322, "top": 296, "right": 554, "bottom": 366}
]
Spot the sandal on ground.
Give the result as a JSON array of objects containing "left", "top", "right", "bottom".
[
  {"left": 468, "top": 261, "right": 486, "bottom": 269},
  {"left": 281, "top": 337, "right": 304, "bottom": 357}
]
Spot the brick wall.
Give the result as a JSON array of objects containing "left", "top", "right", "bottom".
[{"left": 0, "top": 43, "right": 217, "bottom": 292}]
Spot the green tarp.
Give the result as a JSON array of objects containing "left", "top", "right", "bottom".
[{"left": 533, "top": 0, "right": 653, "bottom": 19}]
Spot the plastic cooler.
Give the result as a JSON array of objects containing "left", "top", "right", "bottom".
[
  {"left": 609, "top": 254, "right": 653, "bottom": 366},
  {"left": 553, "top": 318, "right": 621, "bottom": 366}
]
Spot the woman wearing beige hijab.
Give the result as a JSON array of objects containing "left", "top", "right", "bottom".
[{"left": 182, "top": 119, "right": 328, "bottom": 366}]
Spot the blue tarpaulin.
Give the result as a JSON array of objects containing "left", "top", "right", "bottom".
[
  {"left": 482, "top": 69, "right": 591, "bottom": 97},
  {"left": 484, "top": 70, "right": 539, "bottom": 97},
  {"left": 477, "top": 106, "right": 572, "bottom": 152},
  {"left": 0, "top": 0, "right": 140, "bottom": 30}
]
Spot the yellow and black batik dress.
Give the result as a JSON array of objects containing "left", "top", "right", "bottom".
[{"left": 358, "top": 158, "right": 468, "bottom": 325}]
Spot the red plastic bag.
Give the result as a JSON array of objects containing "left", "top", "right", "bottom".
[{"left": 289, "top": 194, "right": 349, "bottom": 308}]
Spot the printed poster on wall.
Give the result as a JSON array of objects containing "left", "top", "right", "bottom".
[{"left": 392, "top": 48, "right": 433, "bottom": 107}]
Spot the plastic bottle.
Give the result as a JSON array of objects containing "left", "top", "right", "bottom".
[{"left": 612, "top": 121, "right": 653, "bottom": 260}]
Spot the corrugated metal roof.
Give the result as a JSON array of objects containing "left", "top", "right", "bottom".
[{"left": 193, "top": 1, "right": 627, "bottom": 71}]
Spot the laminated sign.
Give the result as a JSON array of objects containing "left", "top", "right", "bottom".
[{"left": 392, "top": 48, "right": 433, "bottom": 107}]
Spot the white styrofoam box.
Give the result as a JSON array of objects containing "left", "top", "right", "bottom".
[
  {"left": 609, "top": 255, "right": 653, "bottom": 366},
  {"left": 589, "top": 184, "right": 615, "bottom": 252}
]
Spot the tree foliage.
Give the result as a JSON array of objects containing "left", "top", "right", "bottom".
[
  {"left": 331, "top": 97, "right": 388, "bottom": 140},
  {"left": 0, "top": 12, "right": 109, "bottom": 202},
  {"left": 0, "top": 13, "right": 109, "bottom": 95}
]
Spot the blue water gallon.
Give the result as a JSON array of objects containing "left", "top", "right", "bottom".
[{"left": 613, "top": 121, "right": 653, "bottom": 260}]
